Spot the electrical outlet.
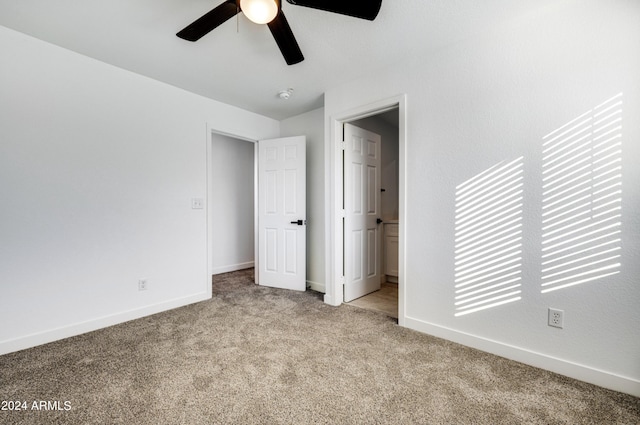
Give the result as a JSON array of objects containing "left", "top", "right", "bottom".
[
  {"left": 548, "top": 308, "right": 564, "bottom": 328},
  {"left": 138, "top": 279, "right": 148, "bottom": 291}
]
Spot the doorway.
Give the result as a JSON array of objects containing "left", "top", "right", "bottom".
[
  {"left": 209, "top": 133, "right": 256, "bottom": 276},
  {"left": 207, "top": 131, "right": 308, "bottom": 291},
  {"left": 325, "top": 94, "right": 407, "bottom": 326},
  {"left": 344, "top": 109, "right": 400, "bottom": 317}
]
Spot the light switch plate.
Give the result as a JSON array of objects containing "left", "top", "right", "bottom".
[{"left": 191, "top": 198, "right": 204, "bottom": 209}]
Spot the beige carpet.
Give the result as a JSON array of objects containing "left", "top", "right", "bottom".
[{"left": 1, "top": 269, "right": 638, "bottom": 424}]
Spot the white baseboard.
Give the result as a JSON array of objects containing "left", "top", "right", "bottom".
[
  {"left": 403, "top": 316, "right": 640, "bottom": 398},
  {"left": 306, "top": 280, "right": 325, "bottom": 293},
  {"left": 212, "top": 261, "right": 254, "bottom": 275},
  {"left": 0, "top": 292, "right": 210, "bottom": 356}
]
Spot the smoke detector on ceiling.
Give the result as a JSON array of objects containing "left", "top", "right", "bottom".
[{"left": 278, "top": 88, "right": 294, "bottom": 100}]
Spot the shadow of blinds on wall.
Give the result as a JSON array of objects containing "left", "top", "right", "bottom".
[
  {"left": 541, "top": 94, "right": 623, "bottom": 293},
  {"left": 454, "top": 157, "right": 524, "bottom": 316}
]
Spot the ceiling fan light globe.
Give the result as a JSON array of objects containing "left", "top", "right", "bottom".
[{"left": 240, "top": 0, "right": 279, "bottom": 24}]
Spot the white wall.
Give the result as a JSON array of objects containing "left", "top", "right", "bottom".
[
  {"left": 210, "top": 135, "right": 255, "bottom": 274},
  {"left": 280, "top": 108, "right": 325, "bottom": 292},
  {"left": 0, "top": 26, "right": 279, "bottom": 355},
  {"left": 324, "top": 0, "right": 640, "bottom": 395}
]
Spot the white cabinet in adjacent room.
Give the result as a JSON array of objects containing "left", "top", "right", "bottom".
[{"left": 384, "top": 222, "right": 398, "bottom": 282}]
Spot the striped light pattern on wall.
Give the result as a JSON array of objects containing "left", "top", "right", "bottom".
[
  {"left": 541, "top": 94, "right": 623, "bottom": 293},
  {"left": 454, "top": 157, "right": 524, "bottom": 316}
]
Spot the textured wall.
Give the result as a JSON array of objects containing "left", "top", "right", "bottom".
[
  {"left": 0, "top": 26, "right": 279, "bottom": 354},
  {"left": 281, "top": 108, "right": 326, "bottom": 291},
  {"left": 324, "top": 0, "right": 640, "bottom": 394}
]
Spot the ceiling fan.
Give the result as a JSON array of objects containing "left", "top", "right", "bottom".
[{"left": 176, "top": 0, "right": 383, "bottom": 65}]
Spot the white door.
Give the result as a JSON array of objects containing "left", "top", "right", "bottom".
[
  {"left": 257, "top": 136, "right": 306, "bottom": 291},
  {"left": 344, "top": 123, "right": 382, "bottom": 302}
]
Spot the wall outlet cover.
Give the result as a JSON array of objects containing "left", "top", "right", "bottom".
[
  {"left": 548, "top": 308, "right": 564, "bottom": 328},
  {"left": 138, "top": 279, "right": 148, "bottom": 291}
]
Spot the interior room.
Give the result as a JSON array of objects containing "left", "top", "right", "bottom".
[{"left": 1, "top": 0, "right": 639, "bottom": 422}]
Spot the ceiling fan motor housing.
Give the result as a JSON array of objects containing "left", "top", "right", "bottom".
[{"left": 177, "top": 0, "right": 382, "bottom": 65}]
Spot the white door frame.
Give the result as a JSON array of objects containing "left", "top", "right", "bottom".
[
  {"left": 325, "top": 94, "right": 407, "bottom": 326},
  {"left": 206, "top": 127, "right": 261, "bottom": 285}
]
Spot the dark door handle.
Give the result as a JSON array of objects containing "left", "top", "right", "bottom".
[
  {"left": 376, "top": 218, "right": 383, "bottom": 224},
  {"left": 290, "top": 220, "right": 305, "bottom": 225}
]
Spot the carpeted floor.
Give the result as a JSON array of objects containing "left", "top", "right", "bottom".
[{"left": 1, "top": 268, "right": 638, "bottom": 424}]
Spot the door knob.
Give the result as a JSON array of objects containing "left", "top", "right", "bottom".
[
  {"left": 376, "top": 218, "right": 383, "bottom": 224},
  {"left": 290, "top": 219, "right": 305, "bottom": 225}
]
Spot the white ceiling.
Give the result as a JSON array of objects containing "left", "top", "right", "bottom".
[{"left": 0, "top": 0, "right": 554, "bottom": 120}]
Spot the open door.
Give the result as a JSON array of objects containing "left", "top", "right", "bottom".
[
  {"left": 257, "top": 136, "right": 306, "bottom": 291},
  {"left": 344, "top": 123, "right": 382, "bottom": 302}
]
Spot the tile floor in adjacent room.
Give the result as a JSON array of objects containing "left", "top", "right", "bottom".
[{"left": 346, "top": 282, "right": 398, "bottom": 319}]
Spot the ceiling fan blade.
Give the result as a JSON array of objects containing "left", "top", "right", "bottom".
[
  {"left": 267, "top": 11, "right": 304, "bottom": 65},
  {"left": 285, "top": 0, "right": 382, "bottom": 21},
  {"left": 177, "top": 0, "right": 239, "bottom": 42}
]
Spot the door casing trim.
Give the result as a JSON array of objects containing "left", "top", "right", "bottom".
[{"left": 324, "top": 94, "right": 407, "bottom": 326}]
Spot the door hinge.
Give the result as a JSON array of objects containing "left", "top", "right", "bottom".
[
  {"left": 339, "top": 209, "right": 345, "bottom": 218},
  {"left": 340, "top": 141, "right": 346, "bottom": 150},
  {"left": 340, "top": 276, "right": 345, "bottom": 286}
]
